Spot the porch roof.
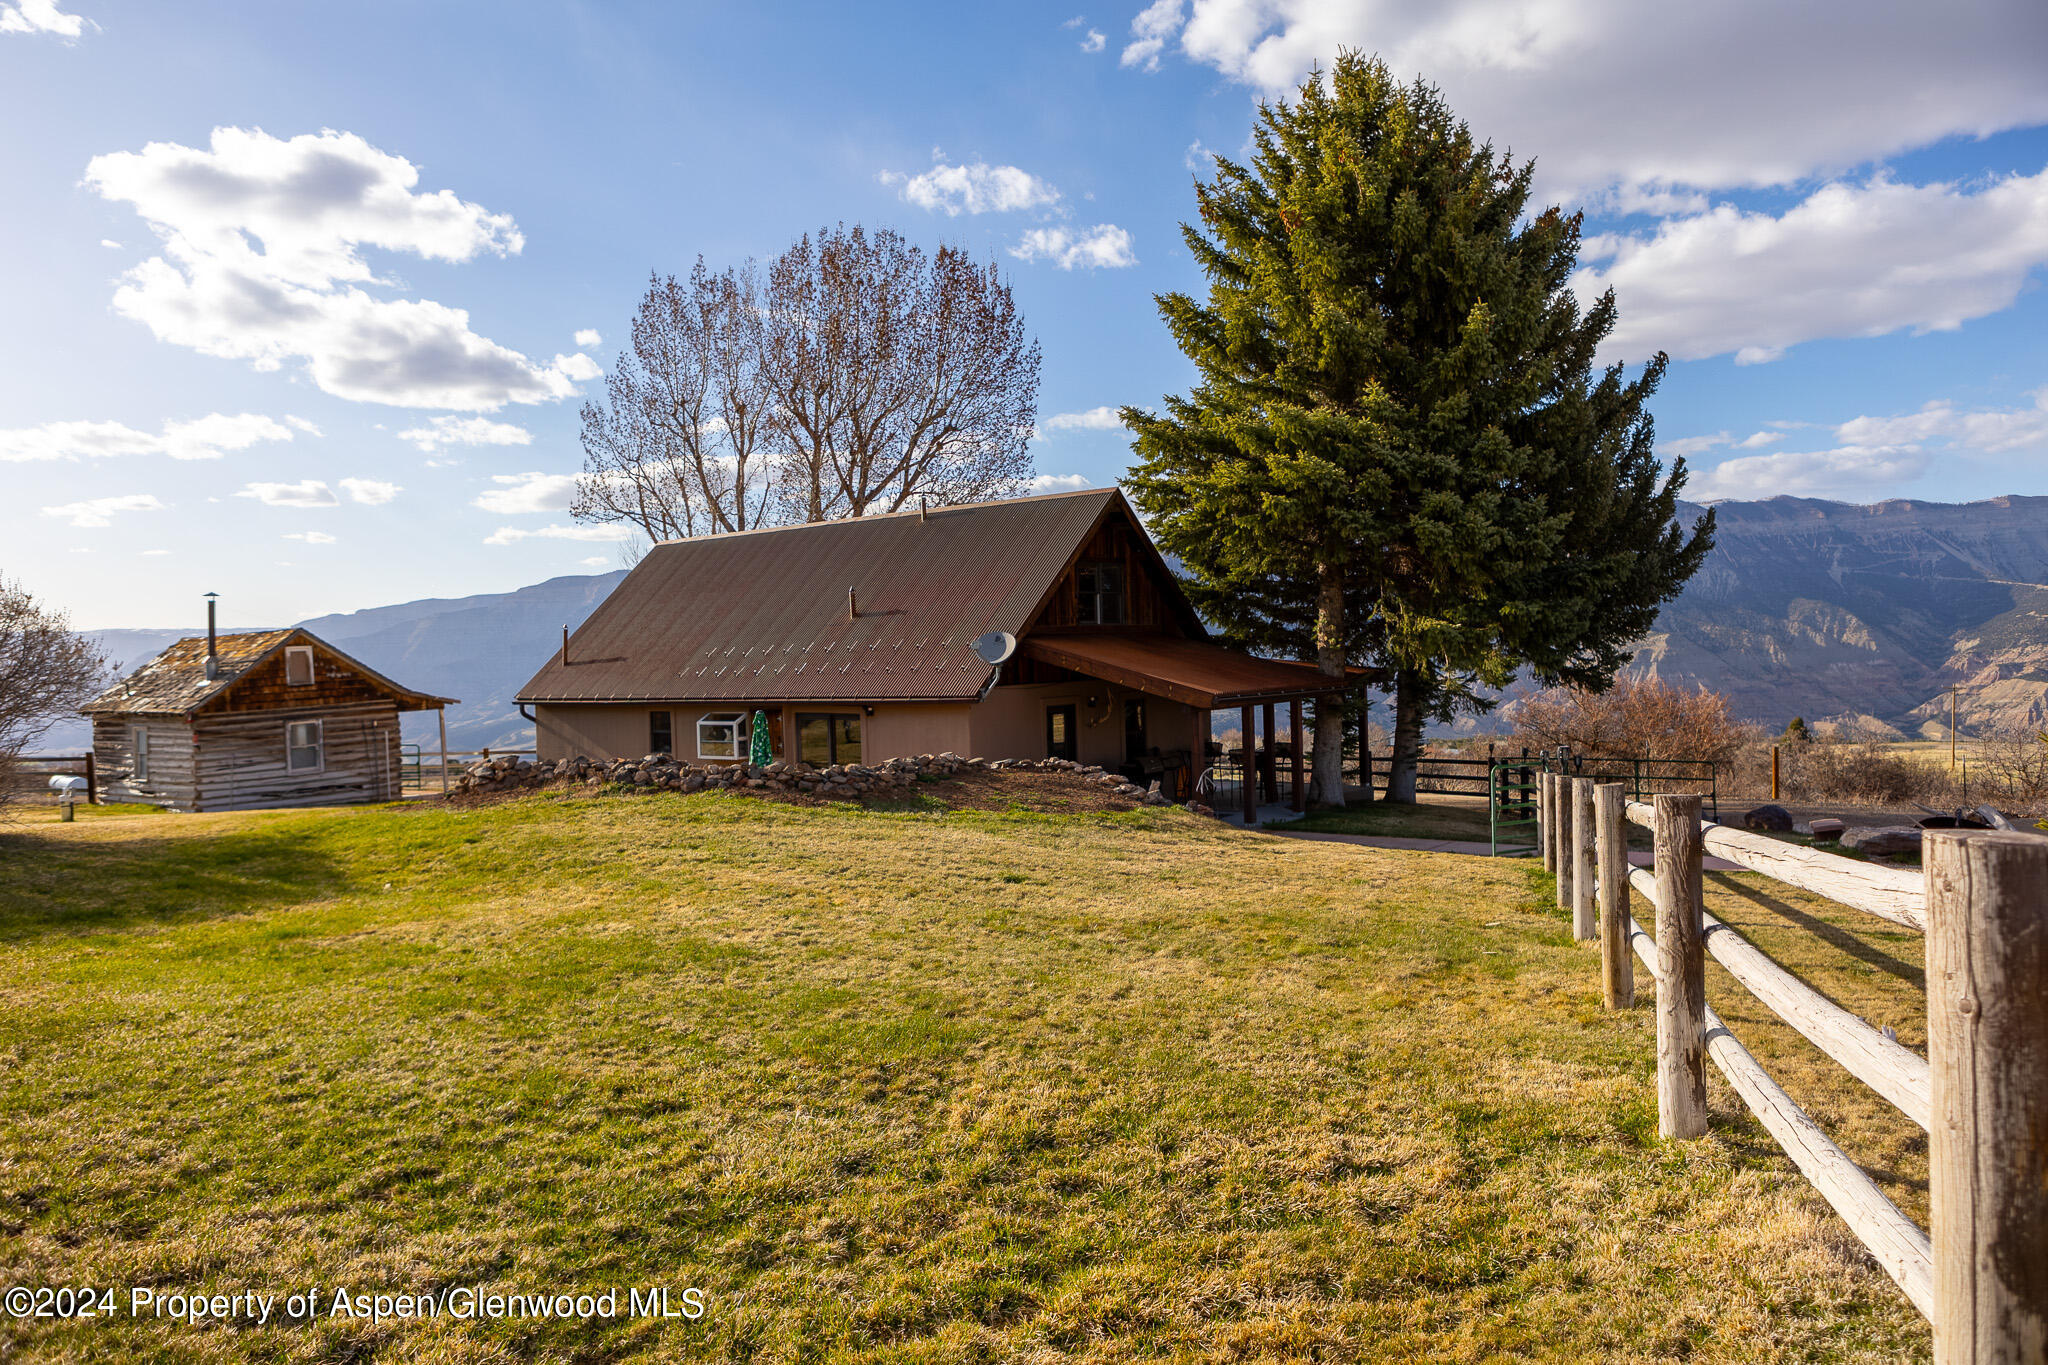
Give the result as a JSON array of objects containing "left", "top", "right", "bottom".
[{"left": 1020, "top": 633, "right": 1374, "bottom": 709}]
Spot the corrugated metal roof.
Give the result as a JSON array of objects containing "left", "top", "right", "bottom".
[
  {"left": 517, "top": 490, "right": 1123, "bottom": 704},
  {"left": 81, "top": 628, "right": 456, "bottom": 716},
  {"left": 1021, "top": 634, "right": 1360, "bottom": 707}
]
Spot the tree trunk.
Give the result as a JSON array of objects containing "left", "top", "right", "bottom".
[
  {"left": 1309, "top": 561, "right": 1347, "bottom": 808},
  {"left": 1386, "top": 666, "right": 1426, "bottom": 804}
]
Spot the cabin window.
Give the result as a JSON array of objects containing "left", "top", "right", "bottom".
[
  {"left": 796, "top": 713, "right": 861, "bottom": 765},
  {"left": 649, "top": 710, "right": 673, "bottom": 756},
  {"left": 286, "top": 719, "right": 324, "bottom": 773},
  {"left": 285, "top": 646, "right": 315, "bottom": 686},
  {"left": 131, "top": 726, "right": 150, "bottom": 782},
  {"left": 697, "top": 711, "right": 745, "bottom": 760},
  {"left": 1077, "top": 561, "right": 1126, "bottom": 625}
]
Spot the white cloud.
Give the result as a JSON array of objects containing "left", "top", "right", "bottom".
[
  {"left": 0, "top": 411, "right": 305, "bottom": 462},
  {"left": 396, "top": 414, "right": 532, "bottom": 452},
  {"left": 1574, "top": 169, "right": 2048, "bottom": 365},
  {"left": 1184, "top": 139, "right": 1217, "bottom": 173},
  {"left": 1121, "top": 0, "right": 1183, "bottom": 71},
  {"left": 1030, "top": 473, "right": 1094, "bottom": 492},
  {"left": 1664, "top": 432, "right": 1730, "bottom": 458},
  {"left": 139, "top": 549, "right": 170, "bottom": 556},
  {"left": 99, "top": 238, "right": 120, "bottom": 249},
  {"left": 880, "top": 160, "right": 1062, "bottom": 216},
  {"left": 283, "top": 530, "right": 337, "bottom": 544},
  {"left": 578, "top": 555, "right": 608, "bottom": 567},
  {"left": 1009, "top": 224, "right": 1137, "bottom": 270},
  {"left": 1080, "top": 28, "right": 1105, "bottom": 52},
  {"left": 338, "top": 476, "right": 401, "bottom": 505},
  {"left": 1152, "top": 0, "right": 2048, "bottom": 201},
  {"left": 474, "top": 471, "right": 578, "bottom": 514},
  {"left": 1042, "top": 406, "right": 1124, "bottom": 432},
  {"left": 1834, "top": 389, "right": 2048, "bottom": 456},
  {"left": 1690, "top": 446, "right": 1928, "bottom": 502},
  {"left": 483, "top": 522, "right": 625, "bottom": 546},
  {"left": 42, "top": 493, "right": 166, "bottom": 527},
  {"left": 85, "top": 127, "right": 596, "bottom": 410},
  {"left": 573, "top": 328, "right": 602, "bottom": 348},
  {"left": 238, "top": 479, "right": 337, "bottom": 508},
  {"left": 0, "top": 0, "right": 84, "bottom": 36}
]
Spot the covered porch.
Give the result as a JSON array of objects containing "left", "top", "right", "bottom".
[{"left": 1020, "top": 634, "right": 1362, "bottom": 824}]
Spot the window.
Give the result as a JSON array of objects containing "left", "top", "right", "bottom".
[
  {"left": 649, "top": 710, "right": 673, "bottom": 756},
  {"left": 286, "top": 720, "right": 324, "bottom": 773},
  {"left": 131, "top": 726, "right": 151, "bottom": 783},
  {"left": 796, "top": 713, "right": 862, "bottom": 765},
  {"left": 697, "top": 712, "right": 746, "bottom": 760},
  {"left": 284, "top": 646, "right": 315, "bottom": 686},
  {"left": 1076, "top": 561, "right": 1126, "bottom": 625}
]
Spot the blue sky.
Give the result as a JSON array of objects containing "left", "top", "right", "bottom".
[{"left": 4, "top": 0, "right": 2047, "bottom": 629}]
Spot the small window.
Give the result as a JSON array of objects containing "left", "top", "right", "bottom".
[
  {"left": 131, "top": 726, "right": 151, "bottom": 783},
  {"left": 286, "top": 719, "right": 324, "bottom": 773},
  {"left": 285, "top": 646, "right": 316, "bottom": 686},
  {"left": 649, "top": 710, "right": 673, "bottom": 756},
  {"left": 1077, "top": 561, "right": 1126, "bottom": 625},
  {"left": 697, "top": 711, "right": 746, "bottom": 760}
]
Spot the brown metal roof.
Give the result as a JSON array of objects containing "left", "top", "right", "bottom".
[
  {"left": 518, "top": 489, "right": 1132, "bottom": 704},
  {"left": 1022, "top": 633, "right": 1367, "bottom": 708},
  {"left": 81, "top": 628, "right": 456, "bottom": 716}
]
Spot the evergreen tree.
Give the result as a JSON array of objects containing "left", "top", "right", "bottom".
[{"left": 1124, "top": 53, "right": 1711, "bottom": 805}]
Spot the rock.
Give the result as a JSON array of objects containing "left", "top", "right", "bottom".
[
  {"left": 1743, "top": 804, "right": 1794, "bottom": 832},
  {"left": 1804, "top": 817, "right": 1846, "bottom": 842},
  {"left": 1841, "top": 825, "right": 1922, "bottom": 858}
]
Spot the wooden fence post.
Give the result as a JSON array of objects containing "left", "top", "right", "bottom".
[
  {"left": 1925, "top": 830, "right": 2048, "bottom": 1363},
  {"left": 1572, "top": 777, "right": 1597, "bottom": 941},
  {"left": 1654, "top": 792, "right": 1708, "bottom": 1139},
  {"left": 1539, "top": 773, "right": 1555, "bottom": 873},
  {"left": 84, "top": 751, "right": 97, "bottom": 806},
  {"left": 1554, "top": 773, "right": 1574, "bottom": 913},
  {"left": 1596, "top": 781, "right": 1633, "bottom": 1009}
]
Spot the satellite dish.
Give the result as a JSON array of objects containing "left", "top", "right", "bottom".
[{"left": 971, "top": 630, "right": 1016, "bottom": 665}]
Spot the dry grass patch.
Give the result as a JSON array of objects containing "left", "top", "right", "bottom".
[{"left": 0, "top": 791, "right": 1927, "bottom": 1362}]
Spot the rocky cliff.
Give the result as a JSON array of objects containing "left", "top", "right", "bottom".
[{"left": 1631, "top": 495, "right": 2048, "bottom": 736}]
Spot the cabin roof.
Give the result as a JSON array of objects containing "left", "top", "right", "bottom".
[
  {"left": 81, "top": 627, "right": 456, "bottom": 717},
  {"left": 518, "top": 488, "right": 1202, "bottom": 705}
]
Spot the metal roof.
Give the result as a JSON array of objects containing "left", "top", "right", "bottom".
[
  {"left": 81, "top": 628, "right": 456, "bottom": 717},
  {"left": 1021, "top": 633, "right": 1365, "bottom": 708},
  {"left": 518, "top": 489, "right": 1130, "bottom": 704}
]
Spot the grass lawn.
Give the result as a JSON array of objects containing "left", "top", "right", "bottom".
[
  {"left": 1270, "top": 792, "right": 1498, "bottom": 843},
  {"left": 0, "top": 791, "right": 1928, "bottom": 1362}
]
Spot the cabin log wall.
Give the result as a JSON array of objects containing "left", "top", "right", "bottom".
[{"left": 190, "top": 701, "right": 403, "bottom": 811}]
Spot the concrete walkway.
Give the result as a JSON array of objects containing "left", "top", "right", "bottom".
[{"left": 1262, "top": 826, "right": 1743, "bottom": 870}]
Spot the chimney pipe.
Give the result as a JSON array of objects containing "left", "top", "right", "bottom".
[
  {"left": 203, "top": 592, "right": 219, "bottom": 680},
  {"left": 562, "top": 623, "right": 571, "bottom": 665},
  {"left": 919, "top": 497, "right": 928, "bottom": 522},
  {"left": 848, "top": 586, "right": 858, "bottom": 621}
]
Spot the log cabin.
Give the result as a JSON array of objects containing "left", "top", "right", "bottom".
[
  {"left": 517, "top": 488, "right": 1363, "bottom": 813},
  {"left": 81, "top": 622, "right": 456, "bottom": 812}
]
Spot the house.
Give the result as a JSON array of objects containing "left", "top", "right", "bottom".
[
  {"left": 81, "top": 616, "right": 456, "bottom": 812},
  {"left": 516, "top": 488, "right": 1355, "bottom": 818}
]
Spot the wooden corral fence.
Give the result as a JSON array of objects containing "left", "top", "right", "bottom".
[
  {"left": 8, "top": 753, "right": 97, "bottom": 804},
  {"left": 400, "top": 747, "right": 537, "bottom": 796},
  {"left": 1536, "top": 773, "right": 2047, "bottom": 1360}
]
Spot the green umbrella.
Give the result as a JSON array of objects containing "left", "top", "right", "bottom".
[{"left": 749, "top": 709, "right": 771, "bottom": 767}]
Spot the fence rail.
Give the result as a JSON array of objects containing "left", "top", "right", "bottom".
[
  {"left": 1537, "top": 773, "right": 2046, "bottom": 1357},
  {"left": 8, "top": 753, "right": 97, "bottom": 804}
]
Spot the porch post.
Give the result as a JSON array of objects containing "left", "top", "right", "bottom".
[
  {"left": 1289, "top": 698, "right": 1306, "bottom": 812},
  {"left": 1191, "top": 707, "right": 1209, "bottom": 803},
  {"left": 1260, "top": 701, "right": 1278, "bottom": 801},
  {"left": 1240, "top": 702, "right": 1257, "bottom": 826}
]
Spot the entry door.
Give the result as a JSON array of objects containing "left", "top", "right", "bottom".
[{"left": 1045, "top": 704, "right": 1078, "bottom": 761}]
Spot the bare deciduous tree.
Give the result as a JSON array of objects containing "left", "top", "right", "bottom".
[
  {"left": 0, "top": 578, "right": 109, "bottom": 807},
  {"left": 575, "top": 262, "right": 775, "bottom": 539},
  {"left": 1507, "top": 674, "right": 1746, "bottom": 762},
  {"left": 576, "top": 226, "right": 1040, "bottom": 543}
]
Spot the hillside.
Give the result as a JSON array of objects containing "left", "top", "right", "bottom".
[{"left": 1633, "top": 495, "right": 2048, "bottom": 735}]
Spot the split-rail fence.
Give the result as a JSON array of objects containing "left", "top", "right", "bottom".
[{"left": 1536, "top": 772, "right": 2046, "bottom": 1363}]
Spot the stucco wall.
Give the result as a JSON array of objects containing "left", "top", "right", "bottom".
[{"left": 969, "top": 681, "right": 1198, "bottom": 767}]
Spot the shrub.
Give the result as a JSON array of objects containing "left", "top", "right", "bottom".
[{"left": 1508, "top": 675, "right": 1746, "bottom": 762}]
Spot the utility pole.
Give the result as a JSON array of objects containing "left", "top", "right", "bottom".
[{"left": 1949, "top": 684, "right": 1959, "bottom": 770}]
